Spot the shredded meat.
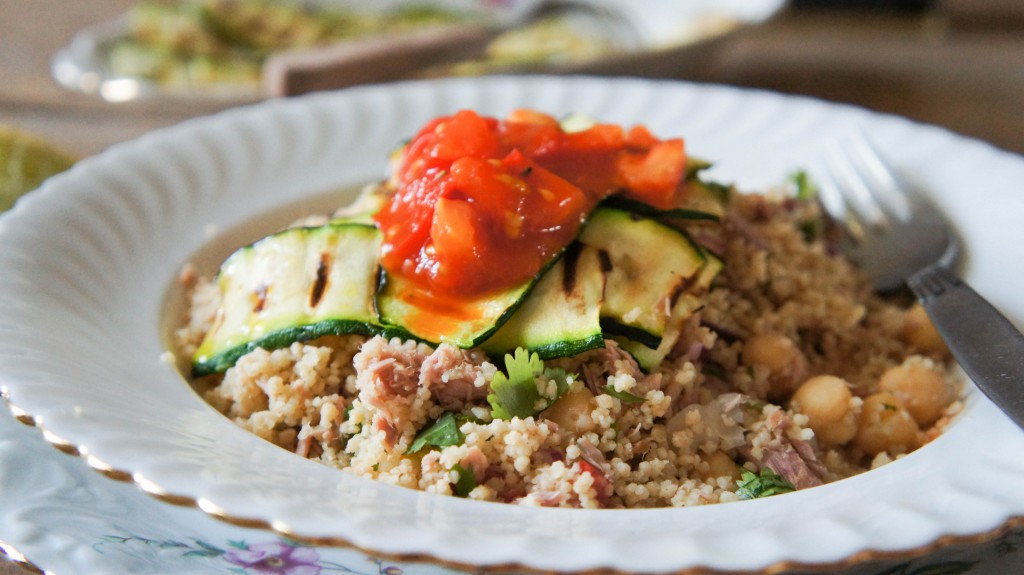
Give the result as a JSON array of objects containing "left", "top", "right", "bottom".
[
  {"left": 748, "top": 409, "right": 826, "bottom": 489},
  {"left": 578, "top": 460, "right": 614, "bottom": 505},
  {"left": 375, "top": 417, "right": 401, "bottom": 450},
  {"left": 353, "top": 336, "right": 432, "bottom": 450},
  {"left": 354, "top": 336, "right": 427, "bottom": 407},
  {"left": 576, "top": 437, "right": 614, "bottom": 505},
  {"left": 759, "top": 443, "right": 824, "bottom": 489},
  {"left": 419, "top": 344, "right": 495, "bottom": 410},
  {"left": 294, "top": 434, "right": 314, "bottom": 458},
  {"left": 599, "top": 340, "right": 643, "bottom": 378},
  {"left": 519, "top": 491, "right": 567, "bottom": 507},
  {"left": 576, "top": 437, "right": 609, "bottom": 471},
  {"left": 460, "top": 446, "right": 489, "bottom": 480},
  {"left": 582, "top": 340, "right": 654, "bottom": 394}
]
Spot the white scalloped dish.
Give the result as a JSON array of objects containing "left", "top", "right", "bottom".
[{"left": 2, "top": 77, "right": 1023, "bottom": 574}]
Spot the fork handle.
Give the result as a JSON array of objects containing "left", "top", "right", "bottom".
[{"left": 908, "top": 264, "right": 1024, "bottom": 430}]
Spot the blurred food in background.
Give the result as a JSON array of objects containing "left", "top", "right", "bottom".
[
  {"left": 436, "top": 1, "right": 634, "bottom": 75},
  {"left": 262, "top": 0, "right": 642, "bottom": 96},
  {"left": 0, "top": 126, "right": 77, "bottom": 213},
  {"left": 51, "top": 0, "right": 785, "bottom": 101},
  {"left": 106, "top": 0, "right": 475, "bottom": 89}
]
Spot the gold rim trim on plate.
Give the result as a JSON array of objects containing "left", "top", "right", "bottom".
[{"left": 0, "top": 539, "right": 46, "bottom": 575}]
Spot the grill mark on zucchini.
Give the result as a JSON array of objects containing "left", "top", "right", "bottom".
[
  {"left": 597, "top": 249, "right": 612, "bottom": 274},
  {"left": 310, "top": 252, "right": 331, "bottom": 308},
  {"left": 252, "top": 283, "right": 269, "bottom": 313},
  {"left": 668, "top": 273, "right": 699, "bottom": 311},
  {"left": 481, "top": 244, "right": 605, "bottom": 360},
  {"left": 561, "top": 242, "right": 583, "bottom": 294},
  {"left": 579, "top": 208, "right": 707, "bottom": 348},
  {"left": 192, "top": 222, "right": 385, "bottom": 376}
]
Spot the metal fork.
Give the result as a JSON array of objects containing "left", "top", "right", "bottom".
[{"left": 817, "top": 135, "right": 1024, "bottom": 430}]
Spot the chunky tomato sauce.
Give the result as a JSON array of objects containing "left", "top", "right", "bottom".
[{"left": 375, "top": 109, "right": 686, "bottom": 297}]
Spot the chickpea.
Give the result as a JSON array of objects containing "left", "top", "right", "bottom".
[
  {"left": 542, "top": 387, "right": 598, "bottom": 435},
  {"left": 742, "top": 333, "right": 807, "bottom": 398},
  {"left": 791, "top": 375, "right": 858, "bottom": 445},
  {"left": 878, "top": 360, "right": 953, "bottom": 427},
  {"left": 901, "top": 304, "right": 950, "bottom": 357},
  {"left": 701, "top": 450, "right": 742, "bottom": 482},
  {"left": 854, "top": 392, "right": 920, "bottom": 456},
  {"left": 743, "top": 333, "right": 798, "bottom": 373}
]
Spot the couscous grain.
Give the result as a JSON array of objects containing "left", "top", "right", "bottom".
[{"left": 179, "top": 184, "right": 960, "bottom": 508}]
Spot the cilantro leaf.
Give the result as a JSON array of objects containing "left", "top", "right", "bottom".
[
  {"left": 487, "top": 348, "right": 573, "bottom": 420},
  {"left": 736, "top": 468, "right": 795, "bottom": 500},
  {"left": 409, "top": 412, "right": 463, "bottom": 454},
  {"left": 545, "top": 367, "right": 573, "bottom": 402},
  {"left": 789, "top": 169, "right": 817, "bottom": 201},
  {"left": 798, "top": 218, "right": 821, "bottom": 243},
  {"left": 487, "top": 348, "right": 544, "bottom": 420},
  {"left": 451, "top": 463, "right": 477, "bottom": 497},
  {"left": 599, "top": 385, "right": 644, "bottom": 404},
  {"left": 684, "top": 157, "right": 713, "bottom": 182}
]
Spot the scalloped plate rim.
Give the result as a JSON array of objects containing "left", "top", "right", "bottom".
[{"left": 1, "top": 76, "right": 1023, "bottom": 574}]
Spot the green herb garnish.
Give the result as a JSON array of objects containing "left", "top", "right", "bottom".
[
  {"left": 702, "top": 361, "right": 728, "bottom": 381},
  {"left": 684, "top": 157, "right": 713, "bottom": 181},
  {"left": 798, "top": 218, "right": 821, "bottom": 242},
  {"left": 487, "top": 348, "right": 573, "bottom": 420},
  {"left": 703, "top": 180, "right": 732, "bottom": 204},
  {"left": 599, "top": 385, "right": 644, "bottom": 404},
  {"left": 409, "top": 412, "right": 463, "bottom": 454},
  {"left": 451, "top": 463, "right": 477, "bottom": 497},
  {"left": 790, "top": 169, "right": 817, "bottom": 201},
  {"left": 743, "top": 400, "right": 767, "bottom": 412},
  {"left": 736, "top": 468, "right": 795, "bottom": 500}
]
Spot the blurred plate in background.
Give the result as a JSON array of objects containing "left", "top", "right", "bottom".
[{"left": 51, "top": 0, "right": 785, "bottom": 102}]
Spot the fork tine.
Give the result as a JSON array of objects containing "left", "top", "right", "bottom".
[
  {"left": 823, "top": 138, "right": 890, "bottom": 229},
  {"left": 843, "top": 133, "right": 913, "bottom": 221},
  {"left": 813, "top": 131, "right": 961, "bottom": 293},
  {"left": 814, "top": 157, "right": 866, "bottom": 242}
]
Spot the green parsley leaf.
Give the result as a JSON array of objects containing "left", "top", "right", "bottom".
[
  {"left": 736, "top": 468, "right": 796, "bottom": 500},
  {"left": 703, "top": 180, "right": 732, "bottom": 204},
  {"left": 684, "top": 157, "right": 713, "bottom": 181},
  {"left": 702, "top": 361, "right": 728, "bottom": 381},
  {"left": 743, "top": 400, "right": 767, "bottom": 412},
  {"left": 789, "top": 169, "right": 817, "bottom": 201},
  {"left": 451, "top": 463, "right": 477, "bottom": 497},
  {"left": 408, "top": 412, "right": 463, "bottom": 454},
  {"left": 487, "top": 348, "right": 573, "bottom": 420},
  {"left": 599, "top": 385, "right": 644, "bottom": 404},
  {"left": 798, "top": 218, "right": 821, "bottom": 243},
  {"left": 545, "top": 367, "right": 573, "bottom": 400}
]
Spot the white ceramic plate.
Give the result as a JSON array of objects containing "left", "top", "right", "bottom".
[
  {"left": 2, "top": 76, "right": 1023, "bottom": 574},
  {"left": 50, "top": 0, "right": 784, "bottom": 102}
]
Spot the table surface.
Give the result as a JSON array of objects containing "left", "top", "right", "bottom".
[{"left": 1, "top": 2, "right": 1023, "bottom": 574}]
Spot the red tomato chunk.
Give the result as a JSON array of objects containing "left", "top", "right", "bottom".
[{"left": 375, "top": 109, "right": 687, "bottom": 297}]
